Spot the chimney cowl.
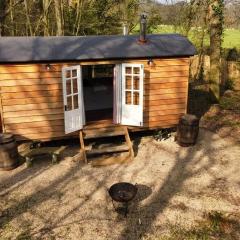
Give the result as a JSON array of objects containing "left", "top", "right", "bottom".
[{"left": 139, "top": 14, "right": 147, "bottom": 43}]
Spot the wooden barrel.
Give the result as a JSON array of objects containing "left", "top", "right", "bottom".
[
  {"left": 0, "top": 133, "right": 19, "bottom": 171},
  {"left": 177, "top": 114, "right": 199, "bottom": 147}
]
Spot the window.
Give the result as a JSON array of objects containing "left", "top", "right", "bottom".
[{"left": 123, "top": 66, "right": 142, "bottom": 105}]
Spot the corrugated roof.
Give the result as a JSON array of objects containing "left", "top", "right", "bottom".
[{"left": 0, "top": 34, "right": 196, "bottom": 63}]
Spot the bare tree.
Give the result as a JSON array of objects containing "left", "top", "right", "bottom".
[
  {"left": 42, "top": 0, "right": 51, "bottom": 36},
  {"left": 225, "top": 0, "right": 240, "bottom": 28},
  {"left": 74, "top": 0, "right": 84, "bottom": 35},
  {"left": 24, "top": 0, "right": 33, "bottom": 36},
  {"left": 9, "top": 0, "right": 15, "bottom": 36},
  {"left": 118, "top": 0, "right": 140, "bottom": 34},
  {"left": 54, "top": 0, "right": 64, "bottom": 36}
]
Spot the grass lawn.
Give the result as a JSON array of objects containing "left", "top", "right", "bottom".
[
  {"left": 223, "top": 29, "right": 240, "bottom": 49},
  {"left": 149, "top": 25, "right": 240, "bottom": 50}
]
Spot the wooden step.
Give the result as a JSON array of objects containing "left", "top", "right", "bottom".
[
  {"left": 86, "top": 144, "right": 129, "bottom": 156},
  {"left": 83, "top": 126, "right": 125, "bottom": 139},
  {"left": 79, "top": 126, "right": 134, "bottom": 164}
]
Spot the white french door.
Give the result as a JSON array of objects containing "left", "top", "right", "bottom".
[
  {"left": 120, "top": 63, "right": 144, "bottom": 126},
  {"left": 62, "top": 65, "right": 85, "bottom": 134},
  {"left": 113, "top": 64, "right": 122, "bottom": 124}
]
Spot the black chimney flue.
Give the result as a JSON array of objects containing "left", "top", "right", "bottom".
[{"left": 139, "top": 14, "right": 147, "bottom": 43}]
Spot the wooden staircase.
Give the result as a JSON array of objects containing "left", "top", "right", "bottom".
[{"left": 79, "top": 125, "right": 134, "bottom": 166}]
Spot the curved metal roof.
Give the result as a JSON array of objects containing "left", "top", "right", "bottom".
[{"left": 0, "top": 34, "right": 196, "bottom": 63}]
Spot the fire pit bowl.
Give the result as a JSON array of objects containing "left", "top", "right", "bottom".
[
  {"left": 108, "top": 182, "right": 138, "bottom": 217},
  {"left": 108, "top": 182, "right": 138, "bottom": 203}
]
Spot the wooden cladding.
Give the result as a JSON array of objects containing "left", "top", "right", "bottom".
[
  {"left": 1, "top": 84, "right": 62, "bottom": 93},
  {"left": 1, "top": 91, "right": 62, "bottom": 100},
  {"left": 0, "top": 58, "right": 189, "bottom": 140}
]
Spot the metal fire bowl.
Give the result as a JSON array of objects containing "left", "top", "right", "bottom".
[{"left": 108, "top": 182, "right": 138, "bottom": 203}]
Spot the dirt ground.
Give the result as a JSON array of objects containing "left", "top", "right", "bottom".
[{"left": 0, "top": 129, "right": 240, "bottom": 240}]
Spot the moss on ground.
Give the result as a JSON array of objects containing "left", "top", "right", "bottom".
[{"left": 144, "top": 211, "right": 240, "bottom": 240}]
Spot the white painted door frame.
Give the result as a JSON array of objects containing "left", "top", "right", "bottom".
[
  {"left": 120, "top": 63, "right": 144, "bottom": 126},
  {"left": 62, "top": 65, "right": 85, "bottom": 134}
]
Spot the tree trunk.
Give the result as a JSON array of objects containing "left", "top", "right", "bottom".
[
  {"left": 74, "top": 0, "right": 84, "bottom": 35},
  {"left": 54, "top": 0, "right": 64, "bottom": 36},
  {"left": 43, "top": 0, "right": 50, "bottom": 36},
  {"left": 24, "top": 0, "right": 33, "bottom": 36},
  {"left": 194, "top": 1, "right": 209, "bottom": 81},
  {"left": 0, "top": 1, "right": 7, "bottom": 36},
  {"left": 209, "top": 0, "right": 223, "bottom": 101}
]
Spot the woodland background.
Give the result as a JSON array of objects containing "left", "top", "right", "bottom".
[{"left": 0, "top": 0, "right": 239, "bottom": 40}]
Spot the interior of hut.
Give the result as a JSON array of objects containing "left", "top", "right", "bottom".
[{"left": 82, "top": 64, "right": 114, "bottom": 122}]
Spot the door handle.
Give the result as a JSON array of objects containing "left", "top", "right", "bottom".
[{"left": 64, "top": 105, "right": 68, "bottom": 111}]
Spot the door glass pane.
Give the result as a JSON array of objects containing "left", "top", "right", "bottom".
[
  {"left": 72, "top": 78, "right": 78, "bottom": 93},
  {"left": 133, "top": 76, "right": 140, "bottom": 90},
  {"left": 66, "top": 79, "right": 71, "bottom": 95},
  {"left": 133, "top": 92, "right": 139, "bottom": 105},
  {"left": 125, "top": 76, "right": 132, "bottom": 90},
  {"left": 66, "top": 70, "right": 71, "bottom": 78},
  {"left": 125, "top": 91, "right": 132, "bottom": 105},
  {"left": 125, "top": 67, "right": 132, "bottom": 74},
  {"left": 67, "top": 96, "right": 72, "bottom": 111},
  {"left": 133, "top": 67, "right": 140, "bottom": 74},
  {"left": 73, "top": 94, "right": 79, "bottom": 109},
  {"left": 72, "top": 69, "right": 77, "bottom": 77}
]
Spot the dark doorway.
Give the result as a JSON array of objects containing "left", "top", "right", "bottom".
[{"left": 82, "top": 64, "right": 114, "bottom": 122}]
